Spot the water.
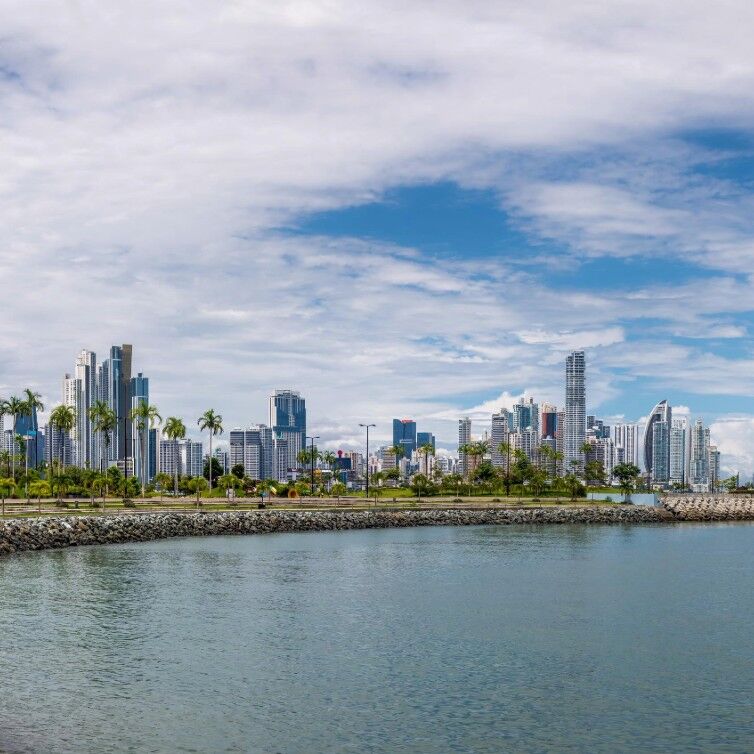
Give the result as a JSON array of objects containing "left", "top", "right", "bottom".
[{"left": 1, "top": 523, "right": 752, "bottom": 754}]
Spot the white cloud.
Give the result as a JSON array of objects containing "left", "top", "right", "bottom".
[{"left": 1, "top": 0, "right": 754, "bottom": 453}]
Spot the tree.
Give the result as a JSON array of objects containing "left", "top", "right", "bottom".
[
  {"left": 189, "top": 476, "right": 209, "bottom": 507},
  {"left": 0, "top": 451, "right": 10, "bottom": 478},
  {"left": 203, "top": 457, "right": 224, "bottom": 487},
  {"left": 613, "top": 463, "right": 641, "bottom": 503},
  {"left": 163, "top": 416, "right": 187, "bottom": 495},
  {"left": 496, "top": 441, "right": 513, "bottom": 496},
  {"left": 418, "top": 443, "right": 435, "bottom": 476},
  {"left": 197, "top": 410, "right": 223, "bottom": 490},
  {"left": 388, "top": 444, "right": 405, "bottom": 477},
  {"left": 526, "top": 466, "right": 548, "bottom": 499},
  {"left": 231, "top": 463, "right": 245, "bottom": 480},
  {"left": 410, "top": 473, "right": 434, "bottom": 501},
  {"left": 0, "top": 477, "right": 15, "bottom": 516},
  {"left": 49, "top": 404, "right": 76, "bottom": 500},
  {"left": 331, "top": 481, "right": 347, "bottom": 502},
  {"left": 129, "top": 401, "right": 161, "bottom": 498},
  {"left": 563, "top": 472, "right": 584, "bottom": 502},
  {"left": 217, "top": 474, "right": 241, "bottom": 499},
  {"left": 154, "top": 472, "right": 173, "bottom": 501},
  {"left": 89, "top": 400, "right": 117, "bottom": 473},
  {"left": 22, "top": 389, "right": 44, "bottom": 480},
  {"left": 2, "top": 396, "right": 29, "bottom": 481},
  {"left": 28, "top": 480, "right": 50, "bottom": 513},
  {"left": 584, "top": 460, "right": 606, "bottom": 490}
]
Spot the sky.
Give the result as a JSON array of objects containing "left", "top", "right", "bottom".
[{"left": 3, "top": 1, "right": 754, "bottom": 475}]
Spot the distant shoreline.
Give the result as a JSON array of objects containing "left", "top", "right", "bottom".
[{"left": 1, "top": 501, "right": 752, "bottom": 557}]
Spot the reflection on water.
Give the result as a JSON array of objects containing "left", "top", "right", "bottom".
[{"left": 0, "top": 523, "right": 752, "bottom": 754}]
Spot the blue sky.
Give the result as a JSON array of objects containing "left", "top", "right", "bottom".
[{"left": 2, "top": 1, "right": 754, "bottom": 474}]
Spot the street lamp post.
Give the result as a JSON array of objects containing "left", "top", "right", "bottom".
[
  {"left": 306, "top": 435, "right": 319, "bottom": 500},
  {"left": 358, "top": 423, "right": 376, "bottom": 499}
]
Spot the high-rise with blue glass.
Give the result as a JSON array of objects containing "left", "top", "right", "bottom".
[
  {"left": 392, "top": 419, "right": 417, "bottom": 459},
  {"left": 269, "top": 389, "right": 306, "bottom": 472}
]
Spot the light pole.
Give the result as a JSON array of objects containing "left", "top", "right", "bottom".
[
  {"left": 359, "top": 423, "right": 376, "bottom": 499},
  {"left": 306, "top": 435, "right": 319, "bottom": 500}
]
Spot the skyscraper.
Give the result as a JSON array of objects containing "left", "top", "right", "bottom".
[
  {"left": 643, "top": 400, "right": 672, "bottom": 485},
  {"left": 690, "top": 418, "right": 710, "bottom": 491},
  {"left": 269, "top": 390, "right": 306, "bottom": 472},
  {"left": 612, "top": 423, "right": 639, "bottom": 467},
  {"left": 130, "top": 372, "right": 151, "bottom": 483},
  {"left": 392, "top": 419, "right": 417, "bottom": 460},
  {"left": 669, "top": 417, "right": 688, "bottom": 487},
  {"left": 490, "top": 409, "right": 510, "bottom": 469},
  {"left": 564, "top": 351, "right": 586, "bottom": 472},
  {"left": 416, "top": 431, "right": 436, "bottom": 451},
  {"left": 458, "top": 417, "right": 471, "bottom": 476},
  {"left": 74, "top": 349, "right": 97, "bottom": 469}
]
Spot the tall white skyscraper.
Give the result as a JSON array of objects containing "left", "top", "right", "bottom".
[
  {"left": 670, "top": 416, "right": 688, "bottom": 487},
  {"left": 643, "top": 400, "right": 672, "bottom": 485},
  {"left": 612, "top": 423, "right": 639, "bottom": 467},
  {"left": 74, "top": 349, "right": 97, "bottom": 469},
  {"left": 458, "top": 417, "right": 471, "bottom": 476},
  {"left": 564, "top": 351, "right": 586, "bottom": 472},
  {"left": 690, "top": 418, "right": 710, "bottom": 491},
  {"left": 490, "top": 409, "right": 510, "bottom": 469}
]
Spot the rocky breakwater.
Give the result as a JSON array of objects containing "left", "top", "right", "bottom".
[
  {"left": 0, "top": 506, "right": 671, "bottom": 556},
  {"left": 663, "top": 495, "right": 754, "bottom": 521}
]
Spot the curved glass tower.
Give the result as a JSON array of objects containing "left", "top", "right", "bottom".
[{"left": 643, "top": 400, "right": 672, "bottom": 485}]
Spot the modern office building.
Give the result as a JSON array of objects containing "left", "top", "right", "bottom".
[
  {"left": 709, "top": 445, "right": 721, "bottom": 492},
  {"left": 513, "top": 398, "right": 539, "bottom": 435},
  {"left": 393, "top": 419, "right": 417, "bottom": 459},
  {"left": 564, "top": 350, "right": 586, "bottom": 472},
  {"left": 130, "top": 372, "right": 151, "bottom": 484},
  {"left": 643, "top": 400, "right": 672, "bottom": 485},
  {"left": 416, "top": 431, "right": 436, "bottom": 452},
  {"left": 229, "top": 425, "right": 275, "bottom": 480},
  {"left": 490, "top": 409, "right": 511, "bottom": 469},
  {"left": 269, "top": 390, "right": 306, "bottom": 472},
  {"left": 15, "top": 403, "right": 44, "bottom": 469},
  {"left": 214, "top": 447, "right": 229, "bottom": 475},
  {"left": 74, "top": 349, "right": 97, "bottom": 469},
  {"left": 612, "top": 423, "right": 639, "bottom": 467}
]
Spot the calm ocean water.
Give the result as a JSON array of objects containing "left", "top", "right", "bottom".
[{"left": 0, "top": 522, "right": 752, "bottom": 754}]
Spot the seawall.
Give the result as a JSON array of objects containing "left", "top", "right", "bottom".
[{"left": 0, "top": 501, "right": 752, "bottom": 556}]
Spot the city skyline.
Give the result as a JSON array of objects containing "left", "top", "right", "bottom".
[{"left": 0, "top": 342, "right": 735, "bottom": 486}]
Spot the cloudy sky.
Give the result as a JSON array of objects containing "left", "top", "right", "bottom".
[{"left": 3, "top": 1, "right": 754, "bottom": 474}]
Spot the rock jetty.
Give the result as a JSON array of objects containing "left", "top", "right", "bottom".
[
  {"left": 662, "top": 495, "right": 754, "bottom": 520},
  {"left": 0, "top": 501, "right": 750, "bottom": 557}
]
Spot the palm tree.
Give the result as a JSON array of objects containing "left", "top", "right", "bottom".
[
  {"left": 418, "top": 443, "right": 435, "bottom": 476},
  {"left": 0, "top": 477, "right": 15, "bottom": 516},
  {"left": 129, "top": 401, "right": 161, "bottom": 498},
  {"left": 497, "top": 441, "right": 512, "bottom": 496},
  {"left": 49, "top": 404, "right": 76, "bottom": 501},
  {"left": 322, "top": 451, "right": 338, "bottom": 489},
  {"left": 2, "top": 396, "right": 29, "bottom": 481},
  {"left": 22, "top": 389, "right": 44, "bottom": 473},
  {"left": 153, "top": 472, "right": 173, "bottom": 502},
  {"left": 388, "top": 444, "right": 405, "bottom": 479},
  {"left": 89, "top": 400, "right": 116, "bottom": 473},
  {"left": 197, "top": 410, "right": 223, "bottom": 491},
  {"left": 0, "top": 450, "right": 10, "bottom": 477},
  {"left": 163, "top": 416, "right": 187, "bottom": 496}
]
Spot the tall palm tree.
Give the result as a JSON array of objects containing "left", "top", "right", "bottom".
[
  {"left": 197, "top": 409, "right": 223, "bottom": 490},
  {"left": 163, "top": 416, "right": 186, "bottom": 495},
  {"left": 89, "top": 400, "right": 112, "bottom": 472},
  {"left": 321, "top": 451, "right": 338, "bottom": 490},
  {"left": 418, "top": 443, "right": 435, "bottom": 476},
  {"left": 49, "top": 404, "right": 76, "bottom": 501},
  {"left": 129, "top": 401, "right": 162, "bottom": 498},
  {"left": 497, "top": 441, "right": 512, "bottom": 496},
  {"left": 2, "top": 396, "right": 29, "bottom": 481}
]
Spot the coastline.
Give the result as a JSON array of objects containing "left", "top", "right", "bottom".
[{"left": 1, "top": 500, "right": 752, "bottom": 557}]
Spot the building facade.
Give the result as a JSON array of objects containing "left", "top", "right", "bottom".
[{"left": 564, "top": 351, "right": 586, "bottom": 472}]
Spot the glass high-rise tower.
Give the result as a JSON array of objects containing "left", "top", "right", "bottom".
[
  {"left": 564, "top": 351, "right": 586, "bottom": 472},
  {"left": 269, "top": 389, "right": 306, "bottom": 472}
]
